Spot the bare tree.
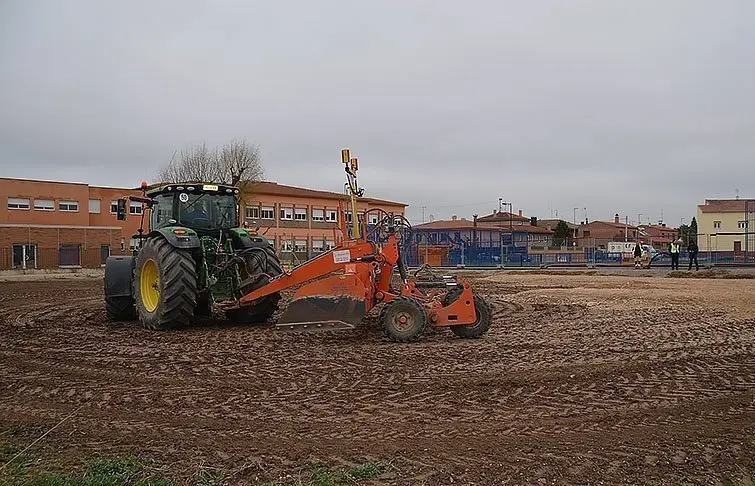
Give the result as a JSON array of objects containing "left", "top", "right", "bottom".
[
  {"left": 218, "top": 139, "right": 264, "bottom": 188},
  {"left": 157, "top": 139, "right": 264, "bottom": 187}
]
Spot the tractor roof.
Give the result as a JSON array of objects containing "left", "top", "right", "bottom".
[{"left": 146, "top": 182, "right": 240, "bottom": 197}]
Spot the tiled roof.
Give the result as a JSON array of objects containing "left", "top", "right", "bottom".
[
  {"left": 588, "top": 220, "right": 639, "bottom": 230},
  {"left": 698, "top": 199, "right": 754, "bottom": 213},
  {"left": 414, "top": 219, "right": 553, "bottom": 234},
  {"left": 476, "top": 211, "right": 530, "bottom": 223},
  {"left": 247, "top": 181, "right": 406, "bottom": 207}
]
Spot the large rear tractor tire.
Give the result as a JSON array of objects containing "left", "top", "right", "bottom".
[
  {"left": 225, "top": 246, "right": 284, "bottom": 324},
  {"left": 443, "top": 288, "right": 492, "bottom": 339},
  {"left": 134, "top": 237, "right": 197, "bottom": 330},
  {"left": 380, "top": 296, "right": 427, "bottom": 342}
]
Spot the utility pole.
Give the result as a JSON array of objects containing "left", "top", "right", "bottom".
[
  {"left": 573, "top": 207, "right": 578, "bottom": 225},
  {"left": 625, "top": 216, "right": 629, "bottom": 242},
  {"left": 638, "top": 213, "right": 642, "bottom": 226},
  {"left": 499, "top": 198, "right": 503, "bottom": 266},
  {"left": 583, "top": 207, "right": 588, "bottom": 224}
]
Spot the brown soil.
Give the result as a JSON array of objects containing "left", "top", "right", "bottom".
[{"left": 1, "top": 273, "right": 754, "bottom": 484}]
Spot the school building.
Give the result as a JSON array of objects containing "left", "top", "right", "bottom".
[{"left": 0, "top": 177, "right": 406, "bottom": 270}]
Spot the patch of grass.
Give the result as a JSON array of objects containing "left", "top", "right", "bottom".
[{"left": 0, "top": 454, "right": 173, "bottom": 486}]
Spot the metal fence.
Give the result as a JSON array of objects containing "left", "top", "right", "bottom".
[{"left": 400, "top": 237, "right": 755, "bottom": 268}]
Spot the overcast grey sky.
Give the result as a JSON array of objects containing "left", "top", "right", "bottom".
[{"left": 1, "top": 1, "right": 754, "bottom": 226}]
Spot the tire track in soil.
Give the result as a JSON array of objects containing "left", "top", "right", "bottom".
[{"left": 1, "top": 277, "right": 755, "bottom": 484}]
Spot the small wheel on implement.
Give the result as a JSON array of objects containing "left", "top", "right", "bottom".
[
  {"left": 380, "top": 296, "right": 427, "bottom": 342},
  {"left": 443, "top": 288, "right": 492, "bottom": 339}
]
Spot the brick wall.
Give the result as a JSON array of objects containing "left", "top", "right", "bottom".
[{"left": 0, "top": 225, "right": 127, "bottom": 270}]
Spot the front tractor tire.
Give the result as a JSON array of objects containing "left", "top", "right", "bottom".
[
  {"left": 134, "top": 237, "right": 197, "bottom": 330},
  {"left": 225, "top": 246, "right": 284, "bottom": 324}
]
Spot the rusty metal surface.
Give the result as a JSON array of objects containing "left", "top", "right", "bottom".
[{"left": 277, "top": 294, "right": 367, "bottom": 330}]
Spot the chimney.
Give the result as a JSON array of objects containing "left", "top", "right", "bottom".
[
  {"left": 451, "top": 215, "right": 457, "bottom": 221},
  {"left": 614, "top": 213, "right": 620, "bottom": 224},
  {"left": 518, "top": 209, "right": 523, "bottom": 217},
  {"left": 473, "top": 214, "right": 478, "bottom": 228}
]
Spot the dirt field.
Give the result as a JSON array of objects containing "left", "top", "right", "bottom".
[{"left": 1, "top": 271, "right": 754, "bottom": 484}]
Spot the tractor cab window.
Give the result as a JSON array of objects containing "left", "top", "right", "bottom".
[
  {"left": 151, "top": 195, "right": 175, "bottom": 229},
  {"left": 176, "top": 193, "right": 237, "bottom": 230}
]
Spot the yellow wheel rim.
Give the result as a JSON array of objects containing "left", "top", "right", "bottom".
[{"left": 140, "top": 258, "right": 160, "bottom": 313}]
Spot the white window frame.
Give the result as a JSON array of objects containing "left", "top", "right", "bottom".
[
  {"left": 245, "top": 206, "right": 260, "bottom": 219},
  {"left": 344, "top": 210, "right": 353, "bottom": 223},
  {"left": 261, "top": 206, "right": 275, "bottom": 219},
  {"left": 129, "top": 201, "right": 143, "bottom": 215},
  {"left": 33, "top": 199, "right": 54, "bottom": 211},
  {"left": 368, "top": 213, "right": 379, "bottom": 225},
  {"left": 713, "top": 221, "right": 722, "bottom": 229},
  {"left": 280, "top": 207, "right": 294, "bottom": 220},
  {"left": 311, "top": 239, "right": 325, "bottom": 252},
  {"left": 280, "top": 240, "right": 293, "bottom": 252},
  {"left": 8, "top": 197, "right": 30, "bottom": 210},
  {"left": 58, "top": 200, "right": 79, "bottom": 212},
  {"left": 738, "top": 220, "right": 748, "bottom": 229},
  {"left": 294, "top": 239, "right": 307, "bottom": 252},
  {"left": 312, "top": 209, "right": 325, "bottom": 222},
  {"left": 325, "top": 210, "right": 338, "bottom": 223},
  {"left": 325, "top": 240, "right": 336, "bottom": 251},
  {"left": 88, "top": 199, "right": 101, "bottom": 213},
  {"left": 294, "top": 208, "right": 307, "bottom": 221},
  {"left": 110, "top": 200, "right": 119, "bottom": 213}
]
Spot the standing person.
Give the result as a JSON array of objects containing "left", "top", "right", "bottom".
[
  {"left": 670, "top": 238, "right": 681, "bottom": 270},
  {"left": 634, "top": 241, "right": 643, "bottom": 269},
  {"left": 687, "top": 238, "right": 700, "bottom": 271}
]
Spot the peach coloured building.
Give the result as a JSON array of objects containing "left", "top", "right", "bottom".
[{"left": 0, "top": 177, "right": 406, "bottom": 269}]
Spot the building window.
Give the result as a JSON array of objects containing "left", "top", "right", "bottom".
[
  {"left": 34, "top": 199, "right": 54, "bottom": 211},
  {"left": 294, "top": 239, "right": 307, "bottom": 252},
  {"left": 325, "top": 240, "right": 336, "bottom": 251},
  {"left": 261, "top": 206, "right": 274, "bottom": 219},
  {"left": 713, "top": 220, "right": 722, "bottom": 229},
  {"left": 312, "top": 239, "right": 325, "bottom": 253},
  {"left": 129, "top": 238, "right": 141, "bottom": 251},
  {"left": 325, "top": 210, "right": 337, "bottom": 222},
  {"left": 58, "top": 200, "right": 79, "bottom": 212},
  {"left": 280, "top": 240, "right": 293, "bottom": 252},
  {"left": 129, "top": 201, "right": 143, "bottom": 215},
  {"left": 344, "top": 211, "right": 353, "bottom": 223},
  {"left": 368, "top": 213, "right": 380, "bottom": 225},
  {"left": 88, "top": 199, "right": 101, "bottom": 213},
  {"left": 738, "top": 220, "right": 748, "bottom": 229},
  {"left": 8, "top": 197, "right": 30, "bottom": 210},
  {"left": 280, "top": 207, "right": 294, "bottom": 220},
  {"left": 245, "top": 206, "right": 260, "bottom": 219},
  {"left": 294, "top": 208, "right": 307, "bottom": 221},
  {"left": 312, "top": 209, "right": 325, "bottom": 222},
  {"left": 110, "top": 200, "right": 119, "bottom": 213}
]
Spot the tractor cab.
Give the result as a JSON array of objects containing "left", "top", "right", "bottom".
[{"left": 146, "top": 183, "right": 241, "bottom": 234}]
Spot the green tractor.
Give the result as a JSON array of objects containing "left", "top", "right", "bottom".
[{"left": 104, "top": 182, "right": 283, "bottom": 330}]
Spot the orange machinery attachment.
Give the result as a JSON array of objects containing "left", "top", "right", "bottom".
[{"left": 233, "top": 149, "right": 492, "bottom": 342}]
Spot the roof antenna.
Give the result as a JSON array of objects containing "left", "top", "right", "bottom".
[{"left": 735, "top": 188, "right": 740, "bottom": 199}]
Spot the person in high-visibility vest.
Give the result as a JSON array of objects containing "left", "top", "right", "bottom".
[{"left": 669, "top": 239, "right": 681, "bottom": 270}]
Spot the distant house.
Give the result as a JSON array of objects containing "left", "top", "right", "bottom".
[
  {"left": 409, "top": 213, "right": 553, "bottom": 265},
  {"left": 638, "top": 224, "right": 677, "bottom": 248},
  {"left": 697, "top": 198, "right": 755, "bottom": 252},
  {"left": 576, "top": 214, "right": 639, "bottom": 249}
]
